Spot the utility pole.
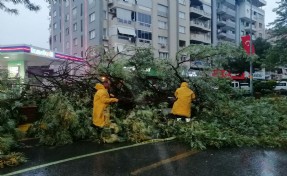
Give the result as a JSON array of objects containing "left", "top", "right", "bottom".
[{"left": 249, "top": 0, "right": 253, "bottom": 96}]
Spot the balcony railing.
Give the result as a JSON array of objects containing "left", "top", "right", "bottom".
[
  {"left": 190, "top": 20, "right": 211, "bottom": 31},
  {"left": 190, "top": 33, "right": 211, "bottom": 43},
  {"left": 190, "top": 7, "right": 211, "bottom": 19},
  {"left": 224, "top": 0, "right": 235, "bottom": 6},
  {"left": 217, "top": 5, "right": 236, "bottom": 17},
  {"left": 226, "top": 20, "right": 235, "bottom": 28},
  {"left": 217, "top": 19, "right": 227, "bottom": 26}
]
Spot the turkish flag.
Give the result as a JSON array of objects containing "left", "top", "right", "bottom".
[{"left": 241, "top": 35, "right": 255, "bottom": 55}]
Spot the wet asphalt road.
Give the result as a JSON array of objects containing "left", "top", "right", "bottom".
[{"left": 1, "top": 140, "right": 287, "bottom": 176}]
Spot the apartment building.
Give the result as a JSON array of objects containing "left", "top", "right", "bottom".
[
  {"left": 50, "top": 0, "right": 212, "bottom": 62},
  {"left": 212, "top": 0, "right": 266, "bottom": 45}
]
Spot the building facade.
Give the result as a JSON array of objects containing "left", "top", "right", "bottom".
[
  {"left": 50, "top": 0, "right": 266, "bottom": 61},
  {"left": 50, "top": 0, "right": 212, "bottom": 61},
  {"left": 212, "top": 0, "right": 266, "bottom": 45}
]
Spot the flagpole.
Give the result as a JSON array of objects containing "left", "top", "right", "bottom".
[{"left": 249, "top": 0, "right": 253, "bottom": 96}]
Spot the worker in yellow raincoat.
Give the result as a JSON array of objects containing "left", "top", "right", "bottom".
[
  {"left": 93, "top": 83, "right": 118, "bottom": 128},
  {"left": 171, "top": 82, "right": 196, "bottom": 121}
]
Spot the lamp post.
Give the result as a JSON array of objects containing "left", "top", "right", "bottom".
[{"left": 249, "top": 0, "right": 253, "bottom": 96}]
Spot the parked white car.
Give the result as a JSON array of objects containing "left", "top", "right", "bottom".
[{"left": 274, "top": 81, "right": 287, "bottom": 91}]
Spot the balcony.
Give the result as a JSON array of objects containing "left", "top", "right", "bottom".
[
  {"left": 190, "top": 20, "right": 211, "bottom": 32},
  {"left": 190, "top": 7, "right": 211, "bottom": 20},
  {"left": 253, "top": 0, "right": 266, "bottom": 7},
  {"left": 217, "top": 19, "right": 227, "bottom": 27},
  {"left": 217, "top": 5, "right": 236, "bottom": 18},
  {"left": 223, "top": 0, "right": 236, "bottom": 8},
  {"left": 226, "top": 33, "right": 235, "bottom": 41},
  {"left": 244, "top": 25, "right": 257, "bottom": 32},
  {"left": 218, "top": 32, "right": 227, "bottom": 38},
  {"left": 226, "top": 20, "right": 235, "bottom": 29},
  {"left": 190, "top": 33, "right": 211, "bottom": 44}
]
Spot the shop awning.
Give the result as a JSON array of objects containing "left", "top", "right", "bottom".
[{"left": 117, "top": 27, "right": 136, "bottom": 36}]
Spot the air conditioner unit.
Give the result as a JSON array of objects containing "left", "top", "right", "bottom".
[{"left": 109, "top": 8, "right": 116, "bottom": 14}]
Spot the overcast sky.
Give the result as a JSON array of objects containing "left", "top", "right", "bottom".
[{"left": 0, "top": 1, "right": 279, "bottom": 50}]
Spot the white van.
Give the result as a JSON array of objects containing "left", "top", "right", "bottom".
[{"left": 274, "top": 81, "right": 287, "bottom": 91}]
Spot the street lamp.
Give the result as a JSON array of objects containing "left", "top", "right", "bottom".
[{"left": 249, "top": 0, "right": 253, "bottom": 96}]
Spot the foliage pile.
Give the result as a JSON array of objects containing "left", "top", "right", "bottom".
[
  {"left": 117, "top": 106, "right": 175, "bottom": 143},
  {"left": 28, "top": 92, "right": 98, "bottom": 145},
  {"left": 0, "top": 152, "right": 26, "bottom": 168},
  {"left": 25, "top": 45, "right": 287, "bottom": 151},
  {"left": 0, "top": 70, "right": 26, "bottom": 168},
  {"left": 177, "top": 97, "right": 287, "bottom": 149}
]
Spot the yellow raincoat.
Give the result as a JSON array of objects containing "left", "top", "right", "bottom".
[
  {"left": 93, "top": 83, "right": 118, "bottom": 127},
  {"left": 171, "top": 82, "right": 196, "bottom": 118}
]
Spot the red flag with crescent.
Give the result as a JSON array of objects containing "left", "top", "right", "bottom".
[{"left": 241, "top": 35, "right": 255, "bottom": 55}]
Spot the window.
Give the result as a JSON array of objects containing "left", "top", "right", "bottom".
[
  {"left": 138, "top": 13, "right": 152, "bottom": 27},
  {"left": 65, "top": 0, "right": 69, "bottom": 7},
  {"left": 103, "top": 10, "right": 107, "bottom": 19},
  {"left": 158, "top": 36, "right": 167, "bottom": 45},
  {"left": 158, "top": 20, "right": 167, "bottom": 29},
  {"left": 81, "top": 51, "right": 84, "bottom": 57},
  {"left": 179, "top": 40, "right": 186, "bottom": 47},
  {"left": 103, "top": 28, "right": 107, "bottom": 38},
  {"left": 81, "top": 20, "right": 83, "bottom": 32},
  {"left": 53, "top": 35, "right": 57, "bottom": 42},
  {"left": 179, "top": 26, "right": 185, "bottom": 33},
  {"left": 178, "top": 0, "right": 185, "bottom": 5},
  {"left": 66, "top": 41, "right": 70, "bottom": 49},
  {"left": 117, "top": 8, "right": 133, "bottom": 24},
  {"left": 73, "top": 23, "right": 77, "bottom": 31},
  {"left": 159, "top": 52, "right": 169, "bottom": 59},
  {"left": 158, "top": 4, "right": 168, "bottom": 17},
  {"left": 53, "top": 23, "right": 57, "bottom": 29},
  {"left": 65, "top": 14, "right": 70, "bottom": 21},
  {"left": 72, "top": 7, "right": 77, "bottom": 18},
  {"left": 73, "top": 38, "right": 78, "bottom": 46},
  {"left": 81, "top": 35, "right": 83, "bottom": 47},
  {"left": 89, "top": 30, "right": 96, "bottom": 39},
  {"left": 179, "top": 11, "right": 185, "bottom": 19},
  {"left": 259, "top": 23, "right": 263, "bottom": 28},
  {"left": 65, "top": 27, "right": 69, "bottom": 35},
  {"left": 81, "top": 3, "right": 83, "bottom": 16},
  {"left": 89, "top": 12, "right": 95, "bottom": 22},
  {"left": 53, "top": 10, "right": 56, "bottom": 17},
  {"left": 137, "top": 30, "right": 152, "bottom": 40},
  {"left": 60, "top": 32, "right": 61, "bottom": 42}
]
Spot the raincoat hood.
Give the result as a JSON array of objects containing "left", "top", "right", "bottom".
[
  {"left": 95, "top": 83, "right": 105, "bottom": 90},
  {"left": 180, "top": 82, "right": 189, "bottom": 88}
]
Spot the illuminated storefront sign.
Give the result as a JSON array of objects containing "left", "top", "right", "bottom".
[
  {"left": 0, "top": 46, "right": 30, "bottom": 53},
  {"left": 0, "top": 45, "right": 84, "bottom": 62},
  {"left": 30, "top": 47, "right": 55, "bottom": 58}
]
